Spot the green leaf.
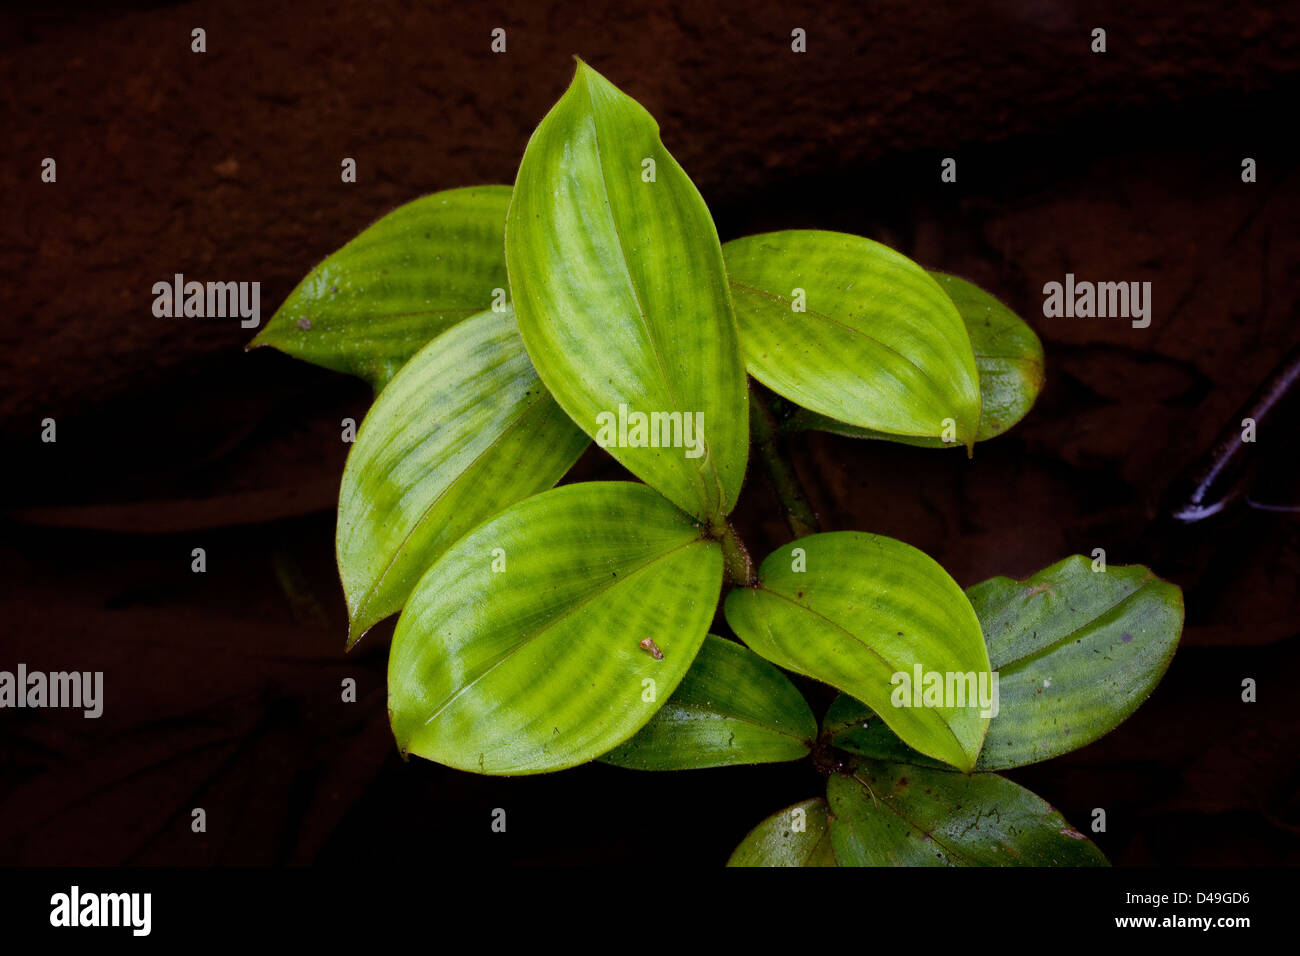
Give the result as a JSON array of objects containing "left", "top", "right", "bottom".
[
  {"left": 601, "top": 635, "right": 817, "bottom": 770},
  {"left": 826, "top": 763, "right": 1107, "bottom": 866},
  {"left": 389, "top": 481, "right": 722, "bottom": 775},
  {"left": 336, "top": 306, "right": 589, "bottom": 644},
  {"left": 822, "top": 693, "right": 942, "bottom": 769},
  {"left": 723, "top": 231, "right": 981, "bottom": 449},
  {"left": 791, "top": 272, "right": 1044, "bottom": 447},
  {"left": 505, "top": 61, "right": 748, "bottom": 523},
  {"left": 725, "top": 532, "right": 991, "bottom": 772},
  {"left": 727, "top": 798, "right": 838, "bottom": 867},
  {"left": 250, "top": 185, "right": 512, "bottom": 389},
  {"left": 829, "top": 556, "right": 1184, "bottom": 769}
]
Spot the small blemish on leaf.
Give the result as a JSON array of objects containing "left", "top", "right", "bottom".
[
  {"left": 297, "top": 317, "right": 312, "bottom": 330},
  {"left": 1121, "top": 631, "right": 1133, "bottom": 643}
]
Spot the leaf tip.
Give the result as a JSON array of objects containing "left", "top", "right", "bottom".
[
  {"left": 571, "top": 57, "right": 616, "bottom": 95},
  {"left": 245, "top": 327, "right": 270, "bottom": 351},
  {"left": 345, "top": 614, "right": 371, "bottom": 650}
]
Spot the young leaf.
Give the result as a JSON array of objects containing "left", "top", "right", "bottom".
[
  {"left": 336, "top": 307, "right": 589, "bottom": 644},
  {"left": 505, "top": 61, "right": 748, "bottom": 524},
  {"left": 250, "top": 185, "right": 512, "bottom": 389},
  {"left": 727, "top": 798, "right": 838, "bottom": 867},
  {"left": 724, "top": 532, "right": 991, "bottom": 772},
  {"left": 723, "top": 231, "right": 981, "bottom": 449},
  {"left": 791, "top": 273, "right": 1044, "bottom": 447},
  {"left": 389, "top": 482, "right": 722, "bottom": 775},
  {"left": 826, "top": 762, "right": 1107, "bottom": 866},
  {"left": 600, "top": 634, "right": 817, "bottom": 770},
  {"left": 828, "top": 557, "right": 1185, "bottom": 770}
]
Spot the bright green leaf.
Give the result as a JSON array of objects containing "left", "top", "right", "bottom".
[
  {"left": 791, "top": 272, "right": 1044, "bottom": 447},
  {"left": 723, "top": 231, "right": 981, "bottom": 449},
  {"left": 829, "top": 556, "right": 1184, "bottom": 769},
  {"left": 505, "top": 61, "right": 748, "bottom": 523},
  {"left": 389, "top": 482, "right": 722, "bottom": 775},
  {"left": 724, "top": 532, "right": 991, "bottom": 772},
  {"left": 727, "top": 798, "right": 838, "bottom": 867},
  {"left": 827, "top": 763, "right": 1107, "bottom": 866},
  {"left": 251, "top": 185, "right": 512, "bottom": 389},
  {"left": 601, "top": 634, "right": 817, "bottom": 770},
  {"left": 336, "top": 307, "right": 589, "bottom": 644}
]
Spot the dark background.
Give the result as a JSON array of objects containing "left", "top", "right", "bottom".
[{"left": 1, "top": 0, "right": 1297, "bottom": 866}]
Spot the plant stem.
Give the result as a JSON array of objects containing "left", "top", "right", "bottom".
[
  {"left": 719, "top": 520, "right": 756, "bottom": 587},
  {"left": 748, "top": 382, "right": 820, "bottom": 539}
]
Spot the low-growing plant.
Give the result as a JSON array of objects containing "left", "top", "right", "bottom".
[{"left": 250, "top": 61, "right": 1183, "bottom": 866}]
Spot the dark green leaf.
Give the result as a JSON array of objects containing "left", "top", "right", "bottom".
[
  {"left": 830, "top": 556, "right": 1184, "bottom": 770},
  {"left": 727, "top": 798, "right": 838, "bottom": 867},
  {"left": 826, "top": 763, "right": 1107, "bottom": 866},
  {"left": 601, "top": 634, "right": 816, "bottom": 770}
]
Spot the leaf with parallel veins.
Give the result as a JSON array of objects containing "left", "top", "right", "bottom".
[
  {"left": 727, "top": 798, "right": 838, "bottom": 867},
  {"left": 336, "top": 306, "right": 589, "bottom": 644},
  {"left": 388, "top": 482, "right": 722, "bottom": 775},
  {"left": 826, "top": 762, "right": 1107, "bottom": 866},
  {"left": 601, "top": 634, "right": 817, "bottom": 770},
  {"left": 790, "top": 272, "right": 1044, "bottom": 447},
  {"left": 723, "top": 231, "right": 982, "bottom": 450},
  {"left": 251, "top": 185, "right": 512, "bottom": 389},
  {"left": 828, "top": 556, "right": 1184, "bottom": 770},
  {"left": 725, "top": 531, "right": 991, "bottom": 772},
  {"left": 506, "top": 62, "right": 749, "bottom": 523}
]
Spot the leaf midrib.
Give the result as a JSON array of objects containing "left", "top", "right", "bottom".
[
  {"left": 411, "top": 535, "right": 712, "bottom": 736},
  {"left": 992, "top": 581, "right": 1156, "bottom": 673},
  {"left": 349, "top": 363, "right": 560, "bottom": 627},
  {"left": 756, "top": 585, "right": 975, "bottom": 761},
  {"left": 728, "top": 277, "right": 960, "bottom": 415},
  {"left": 845, "top": 773, "right": 982, "bottom": 865},
  {"left": 581, "top": 75, "right": 721, "bottom": 517}
]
